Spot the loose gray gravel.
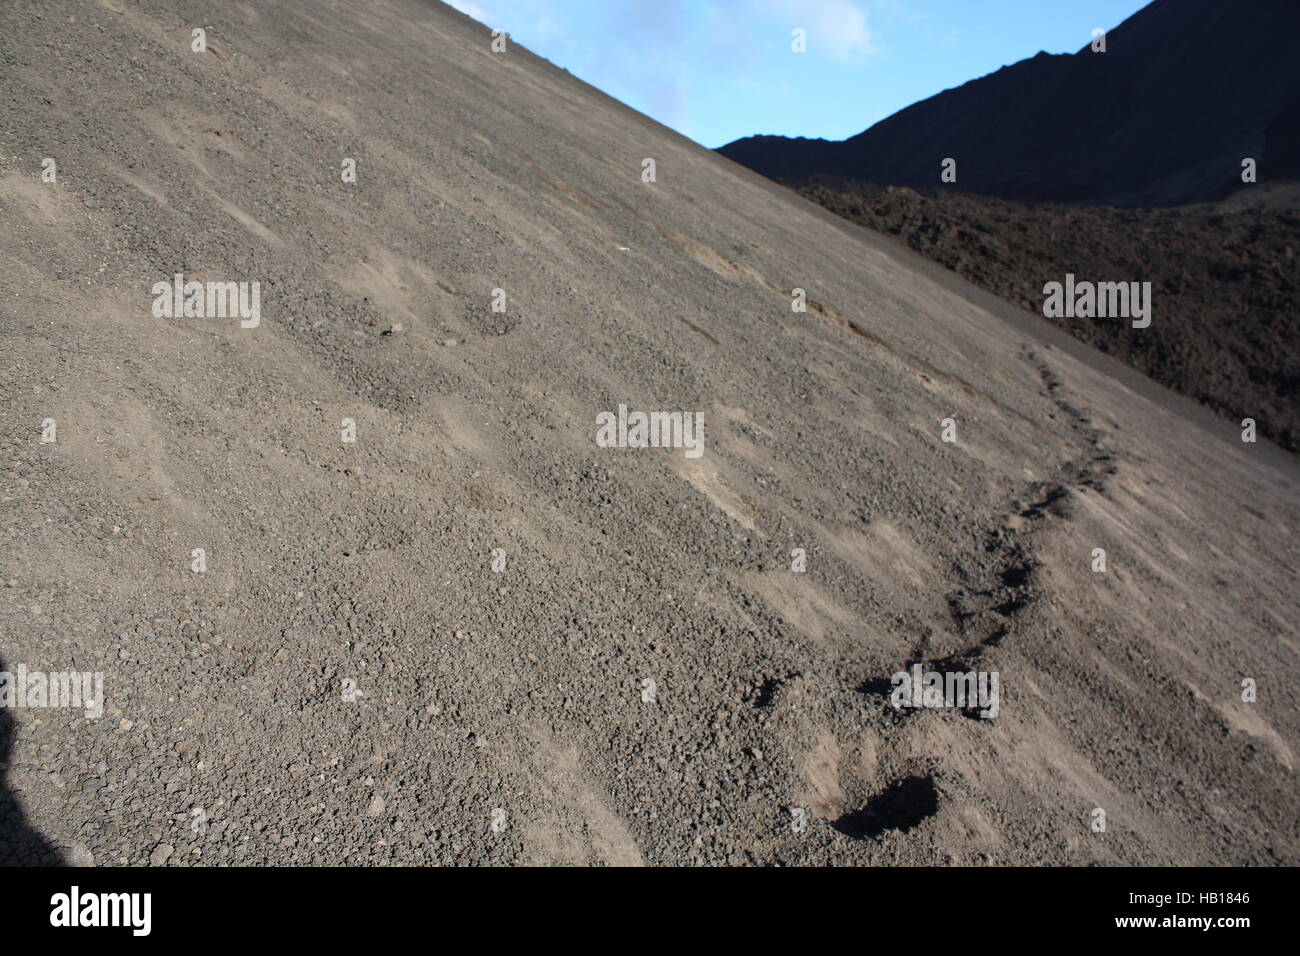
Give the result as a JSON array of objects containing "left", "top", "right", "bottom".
[{"left": 0, "top": 0, "right": 1296, "bottom": 866}]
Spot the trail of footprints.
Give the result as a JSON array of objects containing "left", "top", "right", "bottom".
[
  {"left": 871, "top": 349, "right": 1117, "bottom": 708},
  {"left": 837, "top": 352, "right": 1118, "bottom": 839}
]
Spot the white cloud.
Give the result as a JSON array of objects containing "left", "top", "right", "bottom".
[
  {"left": 764, "top": 0, "right": 876, "bottom": 62},
  {"left": 445, "top": 1, "right": 495, "bottom": 26}
]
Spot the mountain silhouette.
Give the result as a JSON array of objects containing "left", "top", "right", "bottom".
[{"left": 718, "top": 0, "right": 1300, "bottom": 205}]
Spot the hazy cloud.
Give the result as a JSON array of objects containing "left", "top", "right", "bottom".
[
  {"left": 446, "top": 0, "right": 496, "bottom": 25},
  {"left": 763, "top": 0, "right": 876, "bottom": 62}
]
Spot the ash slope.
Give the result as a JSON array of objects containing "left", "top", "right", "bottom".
[
  {"left": 0, "top": 0, "right": 1296, "bottom": 866},
  {"left": 793, "top": 178, "right": 1300, "bottom": 452}
]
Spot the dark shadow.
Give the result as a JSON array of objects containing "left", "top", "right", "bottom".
[
  {"left": 0, "top": 657, "right": 65, "bottom": 865},
  {"left": 748, "top": 672, "right": 800, "bottom": 709},
  {"left": 856, "top": 676, "right": 895, "bottom": 698},
  {"left": 832, "top": 775, "right": 940, "bottom": 840},
  {"left": 859, "top": 652, "right": 993, "bottom": 720}
]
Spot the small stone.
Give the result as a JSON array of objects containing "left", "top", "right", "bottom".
[
  {"left": 149, "top": 843, "right": 174, "bottom": 866},
  {"left": 366, "top": 795, "right": 386, "bottom": 817},
  {"left": 65, "top": 842, "right": 95, "bottom": 867}
]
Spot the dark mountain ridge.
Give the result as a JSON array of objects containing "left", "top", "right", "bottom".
[{"left": 718, "top": 0, "right": 1300, "bottom": 206}]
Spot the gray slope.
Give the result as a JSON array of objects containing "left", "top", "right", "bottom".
[{"left": 0, "top": 0, "right": 1296, "bottom": 865}]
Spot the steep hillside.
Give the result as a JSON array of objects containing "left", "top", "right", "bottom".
[
  {"left": 1, "top": 0, "right": 1296, "bottom": 866},
  {"left": 794, "top": 177, "right": 1300, "bottom": 451}
]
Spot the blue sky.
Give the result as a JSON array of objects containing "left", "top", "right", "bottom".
[{"left": 446, "top": 0, "right": 1149, "bottom": 148}]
